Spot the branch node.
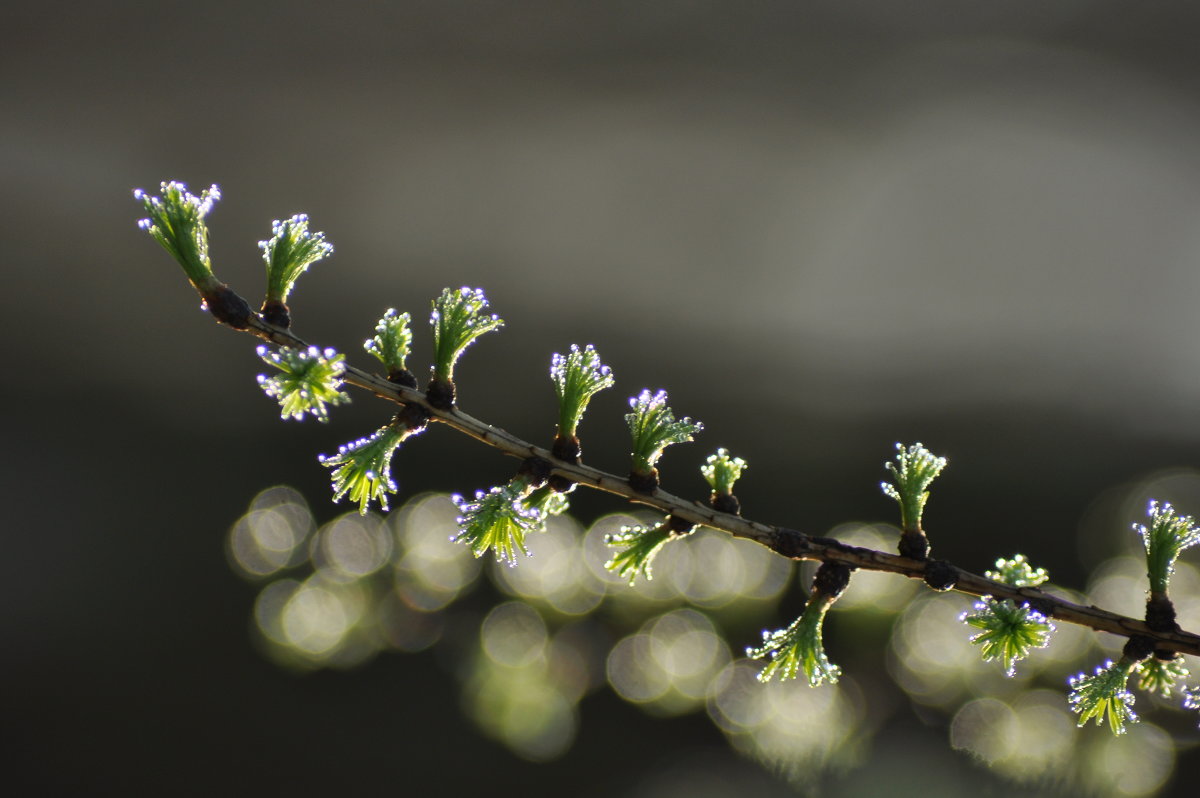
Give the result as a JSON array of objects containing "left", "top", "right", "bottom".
[
  {"left": 668, "top": 514, "right": 696, "bottom": 538},
  {"left": 769, "top": 527, "right": 810, "bottom": 559},
  {"left": 426, "top": 378, "right": 455, "bottom": 410},
  {"left": 813, "top": 561, "right": 852, "bottom": 598},
  {"left": 259, "top": 298, "right": 290, "bottom": 329},
  {"left": 898, "top": 529, "right": 930, "bottom": 561},
  {"left": 1123, "top": 634, "right": 1156, "bottom": 663},
  {"left": 395, "top": 403, "right": 431, "bottom": 432},
  {"left": 711, "top": 492, "right": 741, "bottom": 515},
  {"left": 923, "top": 559, "right": 958, "bottom": 592},
  {"left": 203, "top": 284, "right": 254, "bottom": 330},
  {"left": 548, "top": 435, "right": 582, "bottom": 493},
  {"left": 551, "top": 434, "right": 582, "bottom": 464},
  {"left": 1026, "top": 596, "right": 1056, "bottom": 619},
  {"left": 628, "top": 469, "right": 659, "bottom": 495},
  {"left": 1145, "top": 594, "right": 1179, "bottom": 633},
  {"left": 387, "top": 370, "right": 418, "bottom": 389},
  {"left": 518, "top": 456, "right": 553, "bottom": 489}
]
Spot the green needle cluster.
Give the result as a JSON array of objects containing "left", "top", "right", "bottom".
[
  {"left": 454, "top": 480, "right": 549, "bottom": 565},
  {"left": 135, "top": 181, "right": 223, "bottom": 294},
  {"left": 522, "top": 484, "right": 570, "bottom": 518},
  {"left": 364, "top": 308, "right": 414, "bottom": 379},
  {"left": 260, "top": 214, "right": 333, "bottom": 305},
  {"left": 550, "top": 344, "right": 614, "bottom": 439},
  {"left": 604, "top": 521, "right": 675, "bottom": 584},
  {"left": 430, "top": 287, "right": 504, "bottom": 383},
  {"left": 1136, "top": 655, "right": 1190, "bottom": 699},
  {"left": 881, "top": 442, "right": 947, "bottom": 534},
  {"left": 1135, "top": 500, "right": 1200, "bottom": 596},
  {"left": 985, "top": 554, "right": 1049, "bottom": 587},
  {"left": 963, "top": 597, "right": 1055, "bottom": 677},
  {"left": 748, "top": 596, "right": 842, "bottom": 687},
  {"left": 256, "top": 345, "right": 349, "bottom": 422},
  {"left": 319, "top": 421, "right": 418, "bottom": 514},
  {"left": 626, "top": 389, "right": 702, "bottom": 476},
  {"left": 701, "top": 448, "right": 747, "bottom": 496},
  {"left": 1069, "top": 659, "right": 1138, "bottom": 735}
]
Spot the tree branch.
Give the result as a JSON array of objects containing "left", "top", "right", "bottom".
[{"left": 236, "top": 312, "right": 1200, "bottom": 658}]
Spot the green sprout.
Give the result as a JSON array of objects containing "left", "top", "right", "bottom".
[
  {"left": 364, "top": 309, "right": 414, "bottom": 378},
  {"left": 135, "top": 179, "right": 253, "bottom": 329},
  {"left": 1069, "top": 658, "right": 1139, "bottom": 735},
  {"left": 259, "top": 214, "right": 333, "bottom": 324},
  {"left": 604, "top": 521, "right": 675, "bottom": 584},
  {"left": 256, "top": 345, "right": 349, "bottom": 422},
  {"left": 701, "top": 448, "right": 747, "bottom": 495},
  {"left": 748, "top": 596, "right": 842, "bottom": 687},
  {"left": 626, "top": 389, "right": 703, "bottom": 477},
  {"left": 521, "top": 484, "right": 570, "bottom": 519},
  {"left": 985, "top": 554, "right": 1049, "bottom": 587},
  {"left": 962, "top": 597, "right": 1055, "bottom": 677},
  {"left": 319, "top": 420, "right": 418, "bottom": 514},
  {"left": 550, "top": 344, "right": 614, "bottom": 439},
  {"left": 1135, "top": 500, "right": 1200, "bottom": 597},
  {"left": 881, "top": 442, "right": 947, "bottom": 534},
  {"left": 430, "top": 287, "right": 504, "bottom": 383},
  {"left": 1137, "top": 655, "right": 1190, "bottom": 698},
  {"left": 454, "top": 480, "right": 548, "bottom": 565},
  {"left": 134, "top": 181, "right": 222, "bottom": 293}
]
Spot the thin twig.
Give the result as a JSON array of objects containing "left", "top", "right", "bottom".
[{"left": 242, "top": 313, "right": 1200, "bottom": 657}]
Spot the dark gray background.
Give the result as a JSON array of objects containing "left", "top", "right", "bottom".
[{"left": 6, "top": 2, "right": 1200, "bottom": 795}]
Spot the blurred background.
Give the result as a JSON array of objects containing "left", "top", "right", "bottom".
[{"left": 7, "top": 1, "right": 1200, "bottom": 795}]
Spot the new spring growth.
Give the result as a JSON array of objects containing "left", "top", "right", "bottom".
[
  {"left": 134, "top": 181, "right": 222, "bottom": 294},
  {"left": 1135, "top": 500, "right": 1200, "bottom": 598},
  {"left": 962, "top": 554, "right": 1055, "bottom": 676},
  {"left": 454, "top": 478, "right": 553, "bottom": 565},
  {"left": 256, "top": 345, "right": 349, "bottom": 422},
  {"left": 881, "top": 442, "right": 947, "bottom": 559},
  {"left": 137, "top": 179, "right": 1200, "bottom": 747},
  {"left": 1135, "top": 500, "right": 1200, "bottom": 632},
  {"left": 625, "top": 389, "right": 703, "bottom": 491},
  {"left": 429, "top": 287, "right": 504, "bottom": 406},
  {"left": 1069, "top": 660, "right": 1139, "bottom": 735},
  {"left": 1069, "top": 637, "right": 1155, "bottom": 735},
  {"left": 259, "top": 214, "right": 333, "bottom": 327},
  {"left": 1136, "top": 654, "right": 1190, "bottom": 699},
  {"left": 364, "top": 309, "right": 415, "bottom": 383},
  {"left": 550, "top": 344, "right": 614, "bottom": 441},
  {"left": 985, "top": 554, "right": 1049, "bottom": 588},
  {"left": 748, "top": 562, "right": 851, "bottom": 687},
  {"left": 604, "top": 518, "right": 693, "bottom": 584},
  {"left": 963, "top": 598, "right": 1055, "bottom": 677},
  {"left": 319, "top": 418, "right": 422, "bottom": 514},
  {"left": 701, "top": 448, "right": 747, "bottom": 515},
  {"left": 963, "top": 555, "right": 1054, "bottom": 676},
  {"left": 521, "top": 484, "right": 570, "bottom": 519}
]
